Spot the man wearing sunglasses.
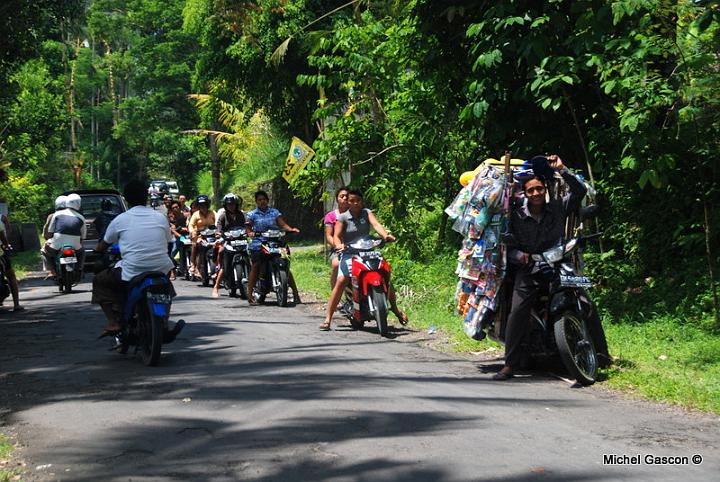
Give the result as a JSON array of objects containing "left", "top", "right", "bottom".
[{"left": 493, "top": 154, "right": 588, "bottom": 380}]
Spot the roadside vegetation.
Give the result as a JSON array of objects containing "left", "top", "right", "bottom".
[
  {"left": 11, "top": 249, "right": 41, "bottom": 281},
  {"left": 0, "top": 433, "right": 19, "bottom": 482}
]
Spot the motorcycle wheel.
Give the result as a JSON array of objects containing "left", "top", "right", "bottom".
[
  {"left": 138, "top": 301, "right": 163, "bottom": 367},
  {"left": 274, "top": 266, "right": 288, "bottom": 307},
  {"left": 202, "top": 251, "right": 211, "bottom": 287},
  {"left": 234, "top": 263, "right": 248, "bottom": 299},
  {"left": 183, "top": 251, "right": 191, "bottom": 281},
  {"left": 554, "top": 310, "right": 597, "bottom": 386},
  {"left": 63, "top": 269, "right": 72, "bottom": 293},
  {"left": 371, "top": 285, "right": 389, "bottom": 337}
]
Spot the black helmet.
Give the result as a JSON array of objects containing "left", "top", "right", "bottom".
[
  {"left": 196, "top": 194, "right": 210, "bottom": 205},
  {"left": 100, "top": 198, "right": 113, "bottom": 211}
]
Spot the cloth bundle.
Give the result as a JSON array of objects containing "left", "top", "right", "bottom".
[{"left": 445, "top": 165, "right": 509, "bottom": 340}]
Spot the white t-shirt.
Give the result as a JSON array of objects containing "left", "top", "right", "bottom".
[{"left": 103, "top": 205, "right": 175, "bottom": 281}]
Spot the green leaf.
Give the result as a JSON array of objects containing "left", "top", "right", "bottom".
[
  {"left": 561, "top": 75, "right": 574, "bottom": 85},
  {"left": 540, "top": 98, "right": 552, "bottom": 109}
]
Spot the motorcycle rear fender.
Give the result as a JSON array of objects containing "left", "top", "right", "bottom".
[{"left": 123, "top": 274, "right": 173, "bottom": 323}]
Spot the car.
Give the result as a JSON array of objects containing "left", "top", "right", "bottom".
[
  {"left": 165, "top": 181, "right": 179, "bottom": 198},
  {"left": 62, "top": 189, "right": 128, "bottom": 268},
  {"left": 149, "top": 180, "right": 179, "bottom": 199}
]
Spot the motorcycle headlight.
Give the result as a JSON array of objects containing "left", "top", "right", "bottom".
[
  {"left": 543, "top": 245, "right": 565, "bottom": 263},
  {"left": 351, "top": 238, "right": 376, "bottom": 250}
]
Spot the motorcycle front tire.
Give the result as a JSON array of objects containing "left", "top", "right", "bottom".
[
  {"left": 201, "top": 251, "right": 211, "bottom": 287},
  {"left": 274, "top": 266, "right": 288, "bottom": 307},
  {"left": 554, "top": 310, "right": 597, "bottom": 386},
  {"left": 234, "top": 262, "right": 248, "bottom": 299},
  {"left": 371, "top": 285, "right": 389, "bottom": 337}
]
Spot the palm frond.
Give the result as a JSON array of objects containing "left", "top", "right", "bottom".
[{"left": 270, "top": 37, "right": 292, "bottom": 67}]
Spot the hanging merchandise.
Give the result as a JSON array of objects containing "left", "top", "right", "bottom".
[{"left": 447, "top": 155, "right": 528, "bottom": 340}]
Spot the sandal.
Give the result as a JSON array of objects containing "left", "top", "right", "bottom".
[
  {"left": 491, "top": 367, "right": 514, "bottom": 381},
  {"left": 319, "top": 321, "right": 331, "bottom": 331}
]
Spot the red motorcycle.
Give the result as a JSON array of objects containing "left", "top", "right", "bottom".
[{"left": 340, "top": 237, "right": 392, "bottom": 337}]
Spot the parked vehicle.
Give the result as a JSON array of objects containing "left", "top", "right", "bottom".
[
  {"left": 340, "top": 236, "right": 392, "bottom": 337},
  {"left": 63, "top": 189, "right": 127, "bottom": 269},
  {"left": 55, "top": 244, "right": 81, "bottom": 293},
  {"left": 106, "top": 245, "right": 185, "bottom": 366},
  {"left": 197, "top": 226, "right": 218, "bottom": 287},
  {"left": 488, "top": 232, "right": 602, "bottom": 385},
  {"left": 220, "top": 228, "right": 251, "bottom": 299},
  {"left": 252, "top": 230, "right": 292, "bottom": 307}
]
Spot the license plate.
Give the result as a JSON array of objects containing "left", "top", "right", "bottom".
[
  {"left": 560, "top": 275, "right": 593, "bottom": 288},
  {"left": 359, "top": 252, "right": 381, "bottom": 259},
  {"left": 148, "top": 293, "right": 172, "bottom": 304},
  {"left": 231, "top": 240, "right": 247, "bottom": 246},
  {"left": 182, "top": 239, "right": 191, "bottom": 245},
  {"left": 60, "top": 257, "right": 77, "bottom": 264},
  {"left": 266, "top": 247, "right": 280, "bottom": 254}
]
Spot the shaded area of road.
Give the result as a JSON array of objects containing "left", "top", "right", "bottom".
[{"left": 1, "top": 275, "right": 718, "bottom": 481}]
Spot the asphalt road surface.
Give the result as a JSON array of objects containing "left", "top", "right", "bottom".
[{"left": 1, "top": 275, "right": 719, "bottom": 481}]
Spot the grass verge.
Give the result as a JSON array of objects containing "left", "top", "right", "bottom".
[
  {"left": 0, "top": 433, "right": 19, "bottom": 482},
  {"left": 11, "top": 249, "right": 41, "bottom": 280},
  {"left": 292, "top": 249, "right": 720, "bottom": 414}
]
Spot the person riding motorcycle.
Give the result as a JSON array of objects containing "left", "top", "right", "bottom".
[
  {"left": 92, "top": 180, "right": 175, "bottom": 335},
  {"left": 187, "top": 195, "right": 216, "bottom": 278},
  {"left": 211, "top": 193, "right": 246, "bottom": 298},
  {"left": 324, "top": 187, "right": 349, "bottom": 289},
  {"left": 43, "top": 193, "right": 87, "bottom": 274},
  {"left": 492, "top": 154, "right": 609, "bottom": 380},
  {"left": 245, "top": 190, "right": 301, "bottom": 305},
  {"left": 320, "top": 189, "right": 407, "bottom": 330},
  {"left": 93, "top": 198, "right": 119, "bottom": 241},
  {"left": 41, "top": 195, "right": 67, "bottom": 279}
]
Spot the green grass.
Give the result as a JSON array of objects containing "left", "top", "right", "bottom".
[
  {"left": 11, "top": 249, "right": 41, "bottom": 280},
  {"left": 0, "top": 434, "right": 18, "bottom": 482},
  {"left": 292, "top": 250, "right": 720, "bottom": 414}
]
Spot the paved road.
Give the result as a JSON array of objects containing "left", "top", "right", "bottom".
[{"left": 1, "top": 275, "right": 719, "bottom": 481}]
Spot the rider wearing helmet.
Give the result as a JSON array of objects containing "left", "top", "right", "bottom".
[
  {"left": 212, "top": 193, "right": 246, "bottom": 298},
  {"left": 42, "top": 192, "right": 87, "bottom": 276},
  {"left": 93, "top": 198, "right": 119, "bottom": 241},
  {"left": 187, "top": 195, "right": 215, "bottom": 278},
  {"left": 41, "top": 196, "right": 67, "bottom": 278}
]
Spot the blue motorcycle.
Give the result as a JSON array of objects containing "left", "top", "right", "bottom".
[{"left": 107, "top": 245, "right": 185, "bottom": 366}]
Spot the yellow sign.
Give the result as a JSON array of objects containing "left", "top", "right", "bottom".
[{"left": 283, "top": 137, "right": 315, "bottom": 184}]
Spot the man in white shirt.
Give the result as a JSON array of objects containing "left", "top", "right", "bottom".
[{"left": 92, "top": 180, "right": 174, "bottom": 333}]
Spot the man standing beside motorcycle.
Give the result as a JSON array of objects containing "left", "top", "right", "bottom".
[
  {"left": 212, "top": 193, "right": 246, "bottom": 298},
  {"left": 245, "top": 190, "right": 301, "bottom": 305},
  {"left": 187, "top": 195, "right": 215, "bottom": 279},
  {"left": 493, "top": 154, "right": 600, "bottom": 380},
  {"left": 92, "top": 180, "right": 175, "bottom": 335}
]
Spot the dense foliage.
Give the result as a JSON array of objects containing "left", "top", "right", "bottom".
[{"left": 0, "top": 0, "right": 718, "bottom": 326}]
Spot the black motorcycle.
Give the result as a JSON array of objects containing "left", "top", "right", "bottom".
[
  {"left": 55, "top": 244, "right": 82, "bottom": 293},
  {"left": 220, "top": 228, "right": 251, "bottom": 298},
  {"left": 488, "top": 233, "right": 602, "bottom": 385},
  {"left": 197, "top": 226, "right": 218, "bottom": 287},
  {"left": 252, "top": 229, "right": 292, "bottom": 307}
]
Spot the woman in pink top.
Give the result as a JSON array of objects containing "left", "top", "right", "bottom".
[{"left": 324, "top": 187, "right": 349, "bottom": 288}]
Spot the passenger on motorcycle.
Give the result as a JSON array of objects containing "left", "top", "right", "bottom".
[
  {"left": 320, "top": 189, "right": 408, "bottom": 331},
  {"left": 42, "top": 193, "right": 87, "bottom": 276},
  {"left": 92, "top": 180, "right": 175, "bottom": 335},
  {"left": 324, "top": 187, "right": 349, "bottom": 289},
  {"left": 212, "top": 193, "right": 246, "bottom": 298},
  {"left": 493, "top": 155, "right": 589, "bottom": 380},
  {"left": 41, "top": 195, "right": 67, "bottom": 279},
  {"left": 187, "top": 195, "right": 215, "bottom": 278},
  {"left": 245, "top": 190, "right": 301, "bottom": 305}
]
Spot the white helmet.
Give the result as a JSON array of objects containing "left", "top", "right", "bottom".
[
  {"left": 65, "top": 193, "right": 82, "bottom": 211},
  {"left": 54, "top": 195, "right": 67, "bottom": 210}
]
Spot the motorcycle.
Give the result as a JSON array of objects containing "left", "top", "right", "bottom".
[
  {"left": 197, "top": 226, "right": 218, "bottom": 287},
  {"left": 177, "top": 234, "right": 193, "bottom": 280},
  {"left": 252, "top": 229, "right": 292, "bottom": 307},
  {"left": 487, "top": 232, "right": 602, "bottom": 385},
  {"left": 56, "top": 244, "right": 82, "bottom": 293},
  {"left": 105, "top": 244, "right": 185, "bottom": 366},
  {"left": 221, "top": 228, "right": 251, "bottom": 299},
  {"left": 340, "top": 236, "right": 392, "bottom": 337}
]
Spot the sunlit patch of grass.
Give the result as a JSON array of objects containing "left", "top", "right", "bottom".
[
  {"left": 0, "top": 434, "right": 19, "bottom": 482},
  {"left": 10, "top": 249, "right": 41, "bottom": 280}
]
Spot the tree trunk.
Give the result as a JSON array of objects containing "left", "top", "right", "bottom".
[
  {"left": 209, "top": 134, "right": 221, "bottom": 208},
  {"left": 704, "top": 201, "right": 719, "bottom": 328}
]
